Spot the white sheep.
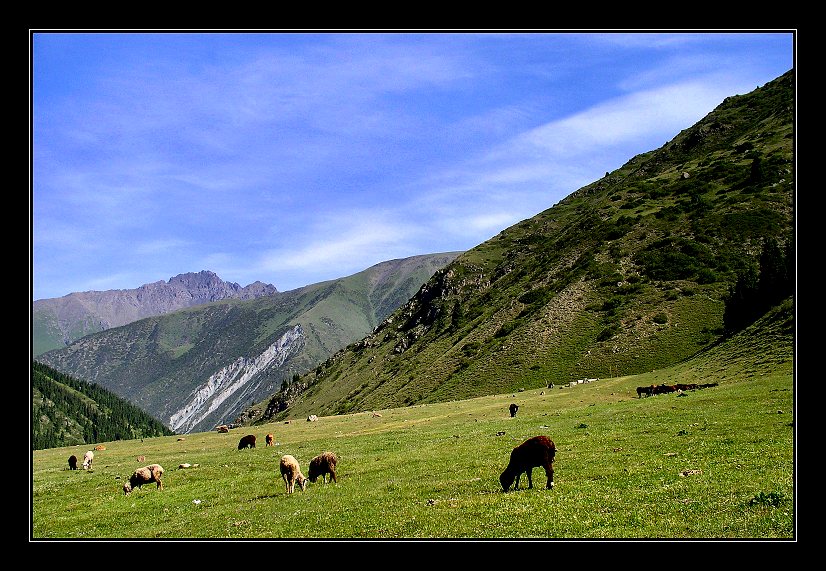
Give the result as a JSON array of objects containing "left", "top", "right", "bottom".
[
  {"left": 82, "top": 450, "right": 94, "bottom": 470},
  {"left": 123, "top": 464, "right": 165, "bottom": 494},
  {"left": 279, "top": 455, "right": 308, "bottom": 494}
]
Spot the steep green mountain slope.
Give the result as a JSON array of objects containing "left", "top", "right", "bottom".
[
  {"left": 250, "top": 69, "right": 794, "bottom": 422},
  {"left": 37, "top": 253, "right": 461, "bottom": 434},
  {"left": 32, "top": 361, "right": 174, "bottom": 450}
]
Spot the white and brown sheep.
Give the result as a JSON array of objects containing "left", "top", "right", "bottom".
[
  {"left": 82, "top": 450, "right": 94, "bottom": 470},
  {"left": 308, "top": 451, "right": 338, "bottom": 484},
  {"left": 499, "top": 435, "right": 556, "bottom": 492},
  {"left": 279, "top": 455, "right": 308, "bottom": 494},
  {"left": 123, "top": 464, "right": 165, "bottom": 494}
]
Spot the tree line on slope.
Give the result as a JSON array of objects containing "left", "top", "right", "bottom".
[{"left": 31, "top": 361, "right": 174, "bottom": 451}]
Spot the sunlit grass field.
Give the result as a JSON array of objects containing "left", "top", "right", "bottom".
[{"left": 31, "top": 355, "right": 794, "bottom": 540}]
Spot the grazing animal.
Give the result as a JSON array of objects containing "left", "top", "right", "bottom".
[
  {"left": 636, "top": 385, "right": 654, "bottom": 398},
  {"left": 94, "top": 444, "right": 106, "bottom": 451},
  {"left": 500, "top": 435, "right": 556, "bottom": 492},
  {"left": 509, "top": 403, "right": 519, "bottom": 418},
  {"left": 307, "top": 414, "right": 319, "bottom": 422},
  {"left": 136, "top": 455, "right": 146, "bottom": 463},
  {"left": 279, "top": 455, "right": 308, "bottom": 494},
  {"left": 68, "top": 455, "right": 78, "bottom": 470},
  {"left": 654, "top": 384, "right": 677, "bottom": 395},
  {"left": 308, "top": 451, "right": 338, "bottom": 484},
  {"left": 216, "top": 425, "right": 229, "bottom": 433},
  {"left": 238, "top": 434, "right": 257, "bottom": 450},
  {"left": 123, "top": 464, "right": 164, "bottom": 494},
  {"left": 82, "top": 450, "right": 94, "bottom": 470},
  {"left": 266, "top": 433, "right": 274, "bottom": 447}
]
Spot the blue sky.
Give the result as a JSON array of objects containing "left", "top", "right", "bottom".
[{"left": 31, "top": 31, "right": 795, "bottom": 300}]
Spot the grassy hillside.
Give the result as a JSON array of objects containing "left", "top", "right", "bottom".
[
  {"left": 37, "top": 253, "right": 460, "bottom": 434},
  {"left": 32, "top": 361, "right": 174, "bottom": 450},
  {"left": 251, "top": 69, "right": 794, "bottom": 422},
  {"left": 30, "top": 302, "right": 794, "bottom": 539}
]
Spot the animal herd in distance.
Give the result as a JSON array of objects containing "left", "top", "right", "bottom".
[{"left": 636, "top": 382, "right": 719, "bottom": 398}]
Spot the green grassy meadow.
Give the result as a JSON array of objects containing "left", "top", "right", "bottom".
[{"left": 31, "top": 353, "right": 794, "bottom": 540}]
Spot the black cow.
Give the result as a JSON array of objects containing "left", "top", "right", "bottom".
[{"left": 238, "top": 434, "right": 257, "bottom": 449}]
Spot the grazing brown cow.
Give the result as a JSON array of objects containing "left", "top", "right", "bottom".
[
  {"left": 238, "top": 434, "right": 257, "bottom": 449},
  {"left": 500, "top": 435, "right": 556, "bottom": 492},
  {"left": 266, "top": 434, "right": 274, "bottom": 447},
  {"left": 68, "top": 455, "right": 78, "bottom": 470}
]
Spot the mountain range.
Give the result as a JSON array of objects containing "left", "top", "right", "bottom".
[
  {"left": 240, "top": 68, "right": 795, "bottom": 424},
  {"left": 33, "top": 270, "right": 278, "bottom": 356},
  {"left": 36, "top": 253, "right": 461, "bottom": 433},
  {"left": 34, "top": 69, "right": 794, "bottom": 439}
]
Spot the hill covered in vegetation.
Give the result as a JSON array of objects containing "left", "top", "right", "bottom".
[
  {"left": 32, "top": 361, "right": 175, "bottom": 450},
  {"left": 246, "top": 69, "right": 794, "bottom": 423}
]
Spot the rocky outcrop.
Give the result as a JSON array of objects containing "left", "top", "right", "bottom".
[{"left": 168, "top": 324, "right": 304, "bottom": 433}]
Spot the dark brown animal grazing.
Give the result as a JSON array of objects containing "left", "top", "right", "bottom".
[
  {"left": 509, "top": 403, "right": 519, "bottom": 417},
  {"left": 500, "top": 435, "right": 556, "bottom": 492},
  {"left": 238, "top": 434, "right": 256, "bottom": 449},
  {"left": 266, "top": 433, "right": 274, "bottom": 447},
  {"left": 68, "top": 455, "right": 78, "bottom": 470},
  {"left": 308, "top": 451, "right": 338, "bottom": 484}
]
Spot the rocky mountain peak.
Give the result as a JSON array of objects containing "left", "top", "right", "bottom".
[{"left": 33, "top": 271, "right": 279, "bottom": 356}]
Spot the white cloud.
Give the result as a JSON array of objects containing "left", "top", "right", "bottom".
[
  {"left": 257, "top": 209, "right": 419, "bottom": 274},
  {"left": 518, "top": 80, "right": 736, "bottom": 156}
]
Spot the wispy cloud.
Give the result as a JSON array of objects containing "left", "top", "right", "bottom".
[{"left": 259, "top": 209, "right": 419, "bottom": 273}]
